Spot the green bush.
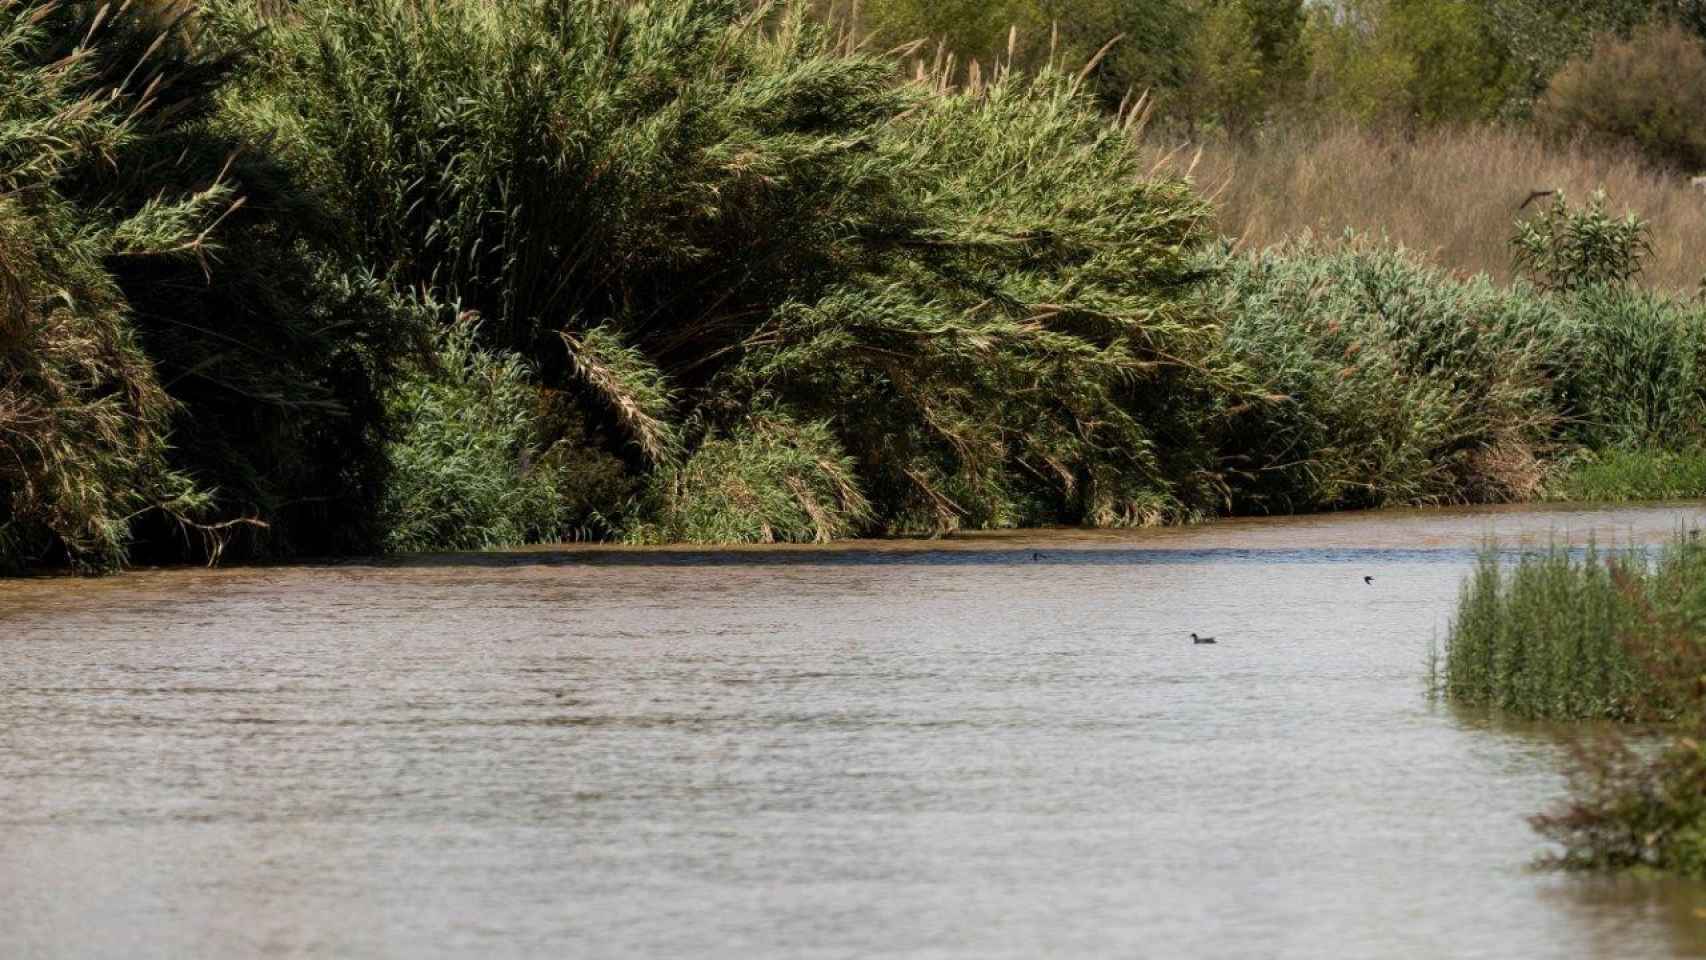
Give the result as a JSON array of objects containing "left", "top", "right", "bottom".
[
  {"left": 1535, "top": 20, "right": 1706, "bottom": 172},
  {"left": 1200, "top": 229, "right": 1706, "bottom": 515},
  {"left": 382, "top": 319, "right": 630, "bottom": 553},
  {"left": 1512, "top": 190, "right": 1652, "bottom": 293},
  {"left": 1204, "top": 239, "right": 1558, "bottom": 513},
  {"left": 1534, "top": 736, "right": 1706, "bottom": 875}
]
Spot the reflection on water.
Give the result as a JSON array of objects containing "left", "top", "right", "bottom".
[{"left": 4, "top": 502, "right": 1706, "bottom": 958}]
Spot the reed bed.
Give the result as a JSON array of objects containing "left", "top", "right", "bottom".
[
  {"left": 1438, "top": 533, "right": 1706, "bottom": 721},
  {"left": 1203, "top": 237, "right": 1706, "bottom": 515},
  {"left": 5, "top": 0, "right": 1706, "bottom": 571}
]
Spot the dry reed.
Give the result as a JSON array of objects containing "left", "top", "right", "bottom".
[{"left": 1160, "top": 124, "right": 1706, "bottom": 291}]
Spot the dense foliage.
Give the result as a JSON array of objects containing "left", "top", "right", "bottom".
[
  {"left": 231, "top": 0, "right": 1234, "bottom": 541},
  {"left": 1207, "top": 242, "right": 1558, "bottom": 512},
  {"left": 0, "top": 0, "right": 407, "bottom": 570},
  {"left": 2, "top": 0, "right": 1704, "bottom": 572}
]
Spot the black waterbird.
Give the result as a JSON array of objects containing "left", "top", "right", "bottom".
[
  {"left": 1191, "top": 633, "right": 1216, "bottom": 644},
  {"left": 1364, "top": 576, "right": 1374, "bottom": 584}
]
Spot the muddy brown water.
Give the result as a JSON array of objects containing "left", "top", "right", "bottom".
[{"left": 6, "top": 502, "right": 1706, "bottom": 958}]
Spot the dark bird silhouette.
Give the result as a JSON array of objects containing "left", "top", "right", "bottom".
[
  {"left": 1032, "top": 551, "right": 1045, "bottom": 561},
  {"left": 1191, "top": 633, "right": 1216, "bottom": 644},
  {"left": 1519, "top": 189, "right": 1555, "bottom": 210},
  {"left": 1364, "top": 576, "right": 1374, "bottom": 584}
]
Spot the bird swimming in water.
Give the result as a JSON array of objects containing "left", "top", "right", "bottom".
[
  {"left": 1191, "top": 633, "right": 1216, "bottom": 644},
  {"left": 1032, "top": 551, "right": 1045, "bottom": 561},
  {"left": 1364, "top": 576, "right": 1374, "bottom": 584}
]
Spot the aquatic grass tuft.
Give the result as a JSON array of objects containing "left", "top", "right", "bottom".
[
  {"left": 1437, "top": 529, "right": 1706, "bottom": 876},
  {"left": 1437, "top": 535, "right": 1706, "bottom": 722}
]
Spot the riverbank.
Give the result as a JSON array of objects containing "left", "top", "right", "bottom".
[{"left": 3, "top": 0, "right": 1703, "bottom": 575}]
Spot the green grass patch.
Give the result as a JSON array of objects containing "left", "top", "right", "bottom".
[{"left": 1547, "top": 448, "right": 1706, "bottom": 502}]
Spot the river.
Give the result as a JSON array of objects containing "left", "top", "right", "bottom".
[{"left": 5, "top": 502, "right": 1706, "bottom": 958}]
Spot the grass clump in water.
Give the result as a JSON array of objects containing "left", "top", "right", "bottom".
[
  {"left": 1437, "top": 542, "right": 1661, "bottom": 721},
  {"left": 1439, "top": 532, "right": 1706, "bottom": 874}
]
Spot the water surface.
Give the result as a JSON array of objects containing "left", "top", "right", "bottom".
[{"left": 6, "top": 502, "right": 1706, "bottom": 958}]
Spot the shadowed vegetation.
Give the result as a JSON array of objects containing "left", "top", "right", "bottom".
[{"left": 0, "top": 0, "right": 411, "bottom": 570}]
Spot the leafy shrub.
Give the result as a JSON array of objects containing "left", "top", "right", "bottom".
[
  {"left": 1511, "top": 190, "right": 1651, "bottom": 292},
  {"left": 1300, "top": 0, "right": 1524, "bottom": 128},
  {"left": 1535, "top": 20, "right": 1706, "bottom": 172},
  {"left": 1534, "top": 735, "right": 1706, "bottom": 875}
]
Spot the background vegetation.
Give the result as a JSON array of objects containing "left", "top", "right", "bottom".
[
  {"left": 1171, "top": 125, "right": 1706, "bottom": 290},
  {"left": 2, "top": 0, "right": 1704, "bottom": 573}
]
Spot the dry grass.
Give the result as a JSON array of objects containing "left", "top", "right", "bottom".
[{"left": 1161, "top": 124, "right": 1706, "bottom": 291}]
